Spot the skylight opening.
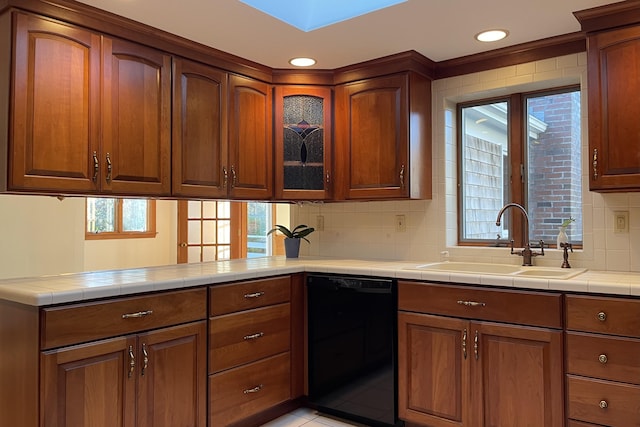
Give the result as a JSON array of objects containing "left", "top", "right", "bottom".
[{"left": 239, "top": 0, "right": 408, "bottom": 32}]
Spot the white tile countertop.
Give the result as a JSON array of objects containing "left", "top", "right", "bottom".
[{"left": 1, "top": 257, "right": 640, "bottom": 306}]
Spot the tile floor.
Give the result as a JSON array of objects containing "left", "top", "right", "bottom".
[{"left": 261, "top": 407, "right": 366, "bottom": 427}]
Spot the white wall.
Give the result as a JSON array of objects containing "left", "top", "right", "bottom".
[
  {"left": 0, "top": 194, "right": 85, "bottom": 278},
  {"left": 0, "top": 195, "right": 177, "bottom": 279},
  {"left": 294, "top": 53, "right": 640, "bottom": 273}
]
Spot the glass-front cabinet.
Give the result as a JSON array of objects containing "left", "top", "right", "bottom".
[{"left": 274, "top": 86, "right": 333, "bottom": 200}]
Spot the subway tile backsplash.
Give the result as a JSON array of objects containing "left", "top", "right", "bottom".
[{"left": 294, "top": 53, "right": 640, "bottom": 273}]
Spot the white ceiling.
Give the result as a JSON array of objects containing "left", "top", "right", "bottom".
[{"left": 76, "top": 0, "right": 619, "bottom": 69}]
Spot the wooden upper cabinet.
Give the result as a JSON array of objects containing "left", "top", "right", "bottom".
[
  {"left": 274, "top": 85, "right": 333, "bottom": 200},
  {"left": 102, "top": 37, "right": 172, "bottom": 196},
  {"left": 227, "top": 74, "right": 273, "bottom": 199},
  {"left": 10, "top": 13, "right": 101, "bottom": 193},
  {"left": 172, "top": 58, "right": 228, "bottom": 198},
  {"left": 9, "top": 13, "right": 171, "bottom": 196},
  {"left": 335, "top": 72, "right": 431, "bottom": 200},
  {"left": 587, "top": 25, "right": 640, "bottom": 191}
]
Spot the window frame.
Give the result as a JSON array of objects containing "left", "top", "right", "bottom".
[
  {"left": 456, "top": 84, "right": 582, "bottom": 249},
  {"left": 85, "top": 198, "right": 157, "bottom": 240}
]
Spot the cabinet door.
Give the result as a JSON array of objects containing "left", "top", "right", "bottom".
[
  {"left": 137, "top": 321, "right": 207, "bottom": 427},
  {"left": 228, "top": 74, "right": 273, "bottom": 199},
  {"left": 41, "top": 336, "right": 136, "bottom": 427},
  {"left": 588, "top": 26, "right": 640, "bottom": 191},
  {"left": 102, "top": 37, "right": 171, "bottom": 196},
  {"left": 472, "top": 322, "right": 564, "bottom": 427},
  {"left": 11, "top": 13, "right": 101, "bottom": 193},
  {"left": 172, "top": 58, "right": 228, "bottom": 198},
  {"left": 335, "top": 74, "right": 409, "bottom": 199},
  {"left": 274, "top": 86, "right": 333, "bottom": 200},
  {"left": 398, "top": 312, "right": 470, "bottom": 427}
]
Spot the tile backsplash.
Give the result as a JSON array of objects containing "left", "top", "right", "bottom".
[{"left": 293, "top": 53, "right": 640, "bottom": 273}]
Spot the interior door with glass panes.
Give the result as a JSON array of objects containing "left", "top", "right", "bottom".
[{"left": 177, "top": 200, "right": 241, "bottom": 263}]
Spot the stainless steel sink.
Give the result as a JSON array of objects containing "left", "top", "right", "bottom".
[{"left": 406, "top": 262, "right": 586, "bottom": 280}]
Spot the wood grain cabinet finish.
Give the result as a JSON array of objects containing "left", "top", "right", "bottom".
[
  {"left": 209, "top": 352, "right": 291, "bottom": 426},
  {"left": 41, "top": 321, "right": 207, "bottom": 427},
  {"left": 334, "top": 72, "right": 431, "bottom": 200},
  {"left": 227, "top": 74, "right": 273, "bottom": 200},
  {"left": 41, "top": 287, "right": 206, "bottom": 349},
  {"left": 398, "top": 281, "right": 564, "bottom": 427},
  {"left": 9, "top": 12, "right": 101, "bottom": 193},
  {"left": 208, "top": 275, "right": 303, "bottom": 426},
  {"left": 586, "top": 25, "right": 640, "bottom": 191},
  {"left": 8, "top": 12, "right": 171, "bottom": 196},
  {"left": 102, "top": 37, "right": 171, "bottom": 196},
  {"left": 0, "top": 287, "right": 208, "bottom": 427},
  {"left": 172, "top": 57, "right": 228, "bottom": 198},
  {"left": 565, "top": 294, "right": 640, "bottom": 426}
]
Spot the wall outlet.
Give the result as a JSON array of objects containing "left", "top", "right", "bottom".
[
  {"left": 614, "top": 211, "right": 629, "bottom": 233},
  {"left": 395, "top": 215, "right": 406, "bottom": 232},
  {"left": 316, "top": 215, "right": 325, "bottom": 231}
]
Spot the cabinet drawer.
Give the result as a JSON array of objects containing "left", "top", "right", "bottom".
[
  {"left": 209, "top": 352, "right": 291, "bottom": 426},
  {"left": 209, "top": 303, "right": 290, "bottom": 373},
  {"left": 209, "top": 276, "right": 290, "bottom": 316},
  {"left": 566, "top": 295, "right": 640, "bottom": 337},
  {"left": 566, "top": 332, "right": 640, "bottom": 384},
  {"left": 567, "top": 421, "right": 602, "bottom": 427},
  {"left": 567, "top": 375, "right": 640, "bottom": 426},
  {"left": 41, "top": 287, "right": 207, "bottom": 349},
  {"left": 398, "top": 281, "right": 562, "bottom": 328}
]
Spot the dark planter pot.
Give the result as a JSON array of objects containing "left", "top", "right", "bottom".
[{"left": 284, "top": 238, "right": 301, "bottom": 258}]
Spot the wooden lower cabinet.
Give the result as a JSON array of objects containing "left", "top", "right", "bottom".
[
  {"left": 41, "top": 321, "right": 207, "bottom": 427},
  {"left": 208, "top": 275, "right": 304, "bottom": 426},
  {"left": 209, "top": 352, "right": 291, "bottom": 426},
  {"left": 398, "top": 281, "right": 564, "bottom": 427},
  {"left": 565, "top": 294, "right": 640, "bottom": 426},
  {"left": 41, "top": 335, "right": 136, "bottom": 427},
  {"left": 398, "top": 312, "right": 469, "bottom": 427}
]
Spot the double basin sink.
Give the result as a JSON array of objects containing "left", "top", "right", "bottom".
[{"left": 406, "top": 261, "right": 586, "bottom": 280}]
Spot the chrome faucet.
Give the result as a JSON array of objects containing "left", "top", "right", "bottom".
[{"left": 495, "top": 203, "right": 544, "bottom": 266}]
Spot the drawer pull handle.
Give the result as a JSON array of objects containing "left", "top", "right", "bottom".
[
  {"left": 598, "top": 354, "right": 608, "bottom": 364},
  {"left": 122, "top": 310, "right": 153, "bottom": 319},
  {"left": 599, "top": 400, "right": 608, "bottom": 409},
  {"left": 243, "top": 384, "right": 263, "bottom": 394},
  {"left": 457, "top": 300, "right": 486, "bottom": 307},
  {"left": 244, "top": 292, "right": 265, "bottom": 299},
  {"left": 128, "top": 345, "right": 135, "bottom": 379},
  {"left": 243, "top": 332, "right": 264, "bottom": 341},
  {"left": 141, "top": 343, "right": 149, "bottom": 376},
  {"left": 597, "top": 311, "right": 607, "bottom": 322}
]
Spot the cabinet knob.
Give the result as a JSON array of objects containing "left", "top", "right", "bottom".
[
  {"left": 597, "top": 311, "right": 607, "bottom": 322},
  {"left": 599, "top": 400, "right": 608, "bottom": 409},
  {"left": 598, "top": 354, "right": 608, "bottom": 364}
]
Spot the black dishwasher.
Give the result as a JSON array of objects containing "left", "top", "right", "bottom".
[{"left": 307, "top": 274, "right": 402, "bottom": 427}]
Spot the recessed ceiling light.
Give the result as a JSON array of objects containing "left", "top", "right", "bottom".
[
  {"left": 475, "top": 29, "right": 509, "bottom": 43},
  {"left": 289, "top": 57, "right": 316, "bottom": 67}
]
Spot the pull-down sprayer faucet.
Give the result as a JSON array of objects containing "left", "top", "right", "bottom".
[{"left": 495, "top": 203, "right": 544, "bottom": 266}]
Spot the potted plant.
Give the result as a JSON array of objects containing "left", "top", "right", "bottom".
[{"left": 267, "top": 224, "right": 315, "bottom": 258}]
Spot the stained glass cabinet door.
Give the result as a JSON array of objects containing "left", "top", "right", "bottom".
[{"left": 274, "top": 86, "right": 333, "bottom": 200}]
